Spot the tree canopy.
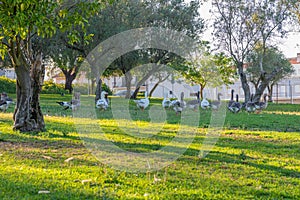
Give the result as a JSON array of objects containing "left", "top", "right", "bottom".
[
  {"left": 182, "top": 50, "right": 235, "bottom": 99},
  {"left": 212, "top": 0, "right": 295, "bottom": 102},
  {"left": 246, "top": 46, "right": 294, "bottom": 101},
  {"left": 0, "top": 0, "right": 106, "bottom": 132}
]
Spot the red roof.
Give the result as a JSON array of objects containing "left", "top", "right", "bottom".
[
  {"left": 288, "top": 58, "right": 298, "bottom": 64},
  {"left": 288, "top": 53, "right": 300, "bottom": 64}
]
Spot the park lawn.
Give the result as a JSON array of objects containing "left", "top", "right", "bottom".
[{"left": 0, "top": 94, "right": 299, "bottom": 199}]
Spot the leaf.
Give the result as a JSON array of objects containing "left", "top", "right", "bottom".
[
  {"left": 64, "top": 157, "right": 74, "bottom": 163},
  {"left": 42, "top": 155, "right": 55, "bottom": 160},
  {"left": 81, "top": 179, "right": 92, "bottom": 184},
  {"left": 38, "top": 190, "right": 50, "bottom": 194}
]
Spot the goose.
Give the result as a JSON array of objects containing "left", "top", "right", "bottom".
[
  {"left": 170, "top": 92, "right": 186, "bottom": 108},
  {"left": 254, "top": 94, "right": 268, "bottom": 113},
  {"left": 200, "top": 93, "right": 210, "bottom": 110},
  {"left": 5, "top": 97, "right": 14, "bottom": 106},
  {"left": 133, "top": 91, "right": 150, "bottom": 111},
  {"left": 57, "top": 93, "right": 81, "bottom": 110},
  {"left": 56, "top": 100, "right": 79, "bottom": 110},
  {"left": 0, "top": 100, "right": 8, "bottom": 112},
  {"left": 172, "top": 92, "right": 185, "bottom": 115},
  {"left": 162, "top": 92, "right": 171, "bottom": 109},
  {"left": 186, "top": 91, "right": 200, "bottom": 110},
  {"left": 57, "top": 101, "right": 72, "bottom": 110},
  {"left": 245, "top": 94, "right": 256, "bottom": 113},
  {"left": 0, "top": 93, "right": 14, "bottom": 109},
  {"left": 96, "top": 91, "right": 109, "bottom": 110},
  {"left": 228, "top": 94, "right": 242, "bottom": 113},
  {"left": 227, "top": 89, "right": 235, "bottom": 109},
  {"left": 211, "top": 93, "right": 222, "bottom": 110}
]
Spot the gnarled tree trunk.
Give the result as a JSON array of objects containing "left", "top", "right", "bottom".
[
  {"left": 62, "top": 65, "right": 80, "bottom": 94},
  {"left": 131, "top": 86, "right": 140, "bottom": 99},
  {"left": 95, "top": 78, "right": 102, "bottom": 102},
  {"left": 148, "top": 74, "right": 170, "bottom": 97},
  {"left": 13, "top": 53, "right": 45, "bottom": 132},
  {"left": 237, "top": 62, "right": 251, "bottom": 102},
  {"left": 253, "top": 69, "right": 279, "bottom": 102},
  {"left": 124, "top": 71, "right": 132, "bottom": 99},
  {"left": 64, "top": 74, "right": 76, "bottom": 94},
  {"left": 267, "top": 84, "right": 274, "bottom": 102}
]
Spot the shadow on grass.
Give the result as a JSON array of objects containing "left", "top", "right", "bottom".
[
  {"left": 201, "top": 151, "right": 300, "bottom": 178},
  {"left": 0, "top": 174, "right": 109, "bottom": 200}
]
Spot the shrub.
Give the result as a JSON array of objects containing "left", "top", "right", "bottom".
[
  {"left": 41, "top": 80, "right": 66, "bottom": 94},
  {"left": 0, "top": 76, "right": 16, "bottom": 93},
  {"left": 73, "top": 83, "right": 112, "bottom": 95},
  {"left": 102, "top": 83, "right": 113, "bottom": 95}
]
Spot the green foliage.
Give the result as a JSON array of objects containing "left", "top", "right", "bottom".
[
  {"left": 246, "top": 46, "right": 294, "bottom": 87},
  {"left": 83, "top": 0, "right": 204, "bottom": 83},
  {"left": 0, "top": 76, "right": 16, "bottom": 93},
  {"left": 40, "top": 81, "right": 112, "bottom": 95},
  {"left": 181, "top": 48, "right": 236, "bottom": 98},
  {"left": 41, "top": 81, "right": 66, "bottom": 94},
  {"left": 101, "top": 83, "right": 112, "bottom": 95},
  {"left": 74, "top": 83, "right": 112, "bottom": 95}
]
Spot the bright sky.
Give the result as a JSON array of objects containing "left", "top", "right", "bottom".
[{"left": 199, "top": 1, "right": 300, "bottom": 58}]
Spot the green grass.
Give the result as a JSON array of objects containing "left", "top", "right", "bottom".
[{"left": 0, "top": 94, "right": 300, "bottom": 199}]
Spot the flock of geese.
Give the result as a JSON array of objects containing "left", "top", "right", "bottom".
[
  {"left": 56, "top": 89, "right": 268, "bottom": 115},
  {"left": 132, "top": 89, "right": 268, "bottom": 115},
  {"left": 227, "top": 89, "right": 268, "bottom": 114}
]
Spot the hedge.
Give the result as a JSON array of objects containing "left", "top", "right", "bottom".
[
  {"left": 0, "top": 76, "right": 16, "bottom": 93},
  {"left": 0, "top": 76, "right": 112, "bottom": 95}
]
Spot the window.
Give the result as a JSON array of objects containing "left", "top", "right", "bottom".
[
  {"left": 280, "top": 86, "right": 286, "bottom": 97},
  {"left": 295, "top": 85, "right": 300, "bottom": 95}
]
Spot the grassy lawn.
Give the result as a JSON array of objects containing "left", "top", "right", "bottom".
[{"left": 0, "top": 94, "right": 299, "bottom": 199}]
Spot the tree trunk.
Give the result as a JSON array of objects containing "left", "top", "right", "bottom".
[
  {"left": 267, "top": 84, "right": 274, "bottom": 102},
  {"left": 13, "top": 53, "right": 45, "bottom": 132},
  {"left": 124, "top": 71, "right": 132, "bottom": 99},
  {"left": 149, "top": 83, "right": 159, "bottom": 97},
  {"left": 237, "top": 62, "right": 251, "bottom": 102},
  {"left": 253, "top": 69, "right": 279, "bottom": 102},
  {"left": 253, "top": 82, "right": 268, "bottom": 102},
  {"left": 131, "top": 86, "right": 140, "bottom": 99},
  {"left": 200, "top": 85, "right": 204, "bottom": 100},
  {"left": 64, "top": 73, "right": 76, "bottom": 94},
  {"left": 91, "top": 79, "right": 96, "bottom": 95},
  {"left": 62, "top": 66, "right": 80, "bottom": 94},
  {"left": 30, "top": 53, "right": 45, "bottom": 131},
  {"left": 95, "top": 78, "right": 102, "bottom": 102},
  {"left": 149, "top": 74, "right": 170, "bottom": 97}
]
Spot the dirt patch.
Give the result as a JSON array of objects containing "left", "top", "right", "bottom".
[{"left": 0, "top": 140, "right": 85, "bottom": 151}]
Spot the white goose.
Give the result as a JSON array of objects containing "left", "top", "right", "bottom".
[
  {"left": 57, "top": 99, "right": 80, "bottom": 110},
  {"left": 200, "top": 93, "right": 210, "bottom": 110},
  {"left": 172, "top": 92, "right": 185, "bottom": 115},
  {"left": 96, "top": 91, "right": 109, "bottom": 110},
  {"left": 57, "top": 101, "right": 72, "bottom": 110},
  {"left": 134, "top": 91, "right": 150, "bottom": 111},
  {"left": 0, "top": 100, "right": 8, "bottom": 112},
  {"left": 162, "top": 92, "right": 171, "bottom": 109},
  {"left": 0, "top": 93, "right": 14, "bottom": 111}
]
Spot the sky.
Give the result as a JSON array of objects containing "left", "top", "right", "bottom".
[{"left": 199, "top": 1, "right": 300, "bottom": 58}]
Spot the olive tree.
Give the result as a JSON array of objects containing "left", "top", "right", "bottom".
[{"left": 0, "top": 0, "right": 104, "bottom": 132}]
